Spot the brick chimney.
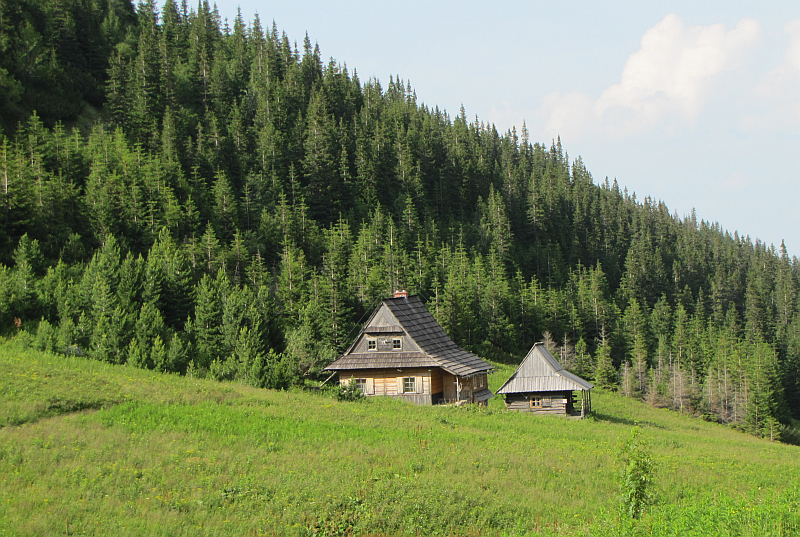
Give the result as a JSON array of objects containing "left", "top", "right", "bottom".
[{"left": 394, "top": 289, "right": 408, "bottom": 298}]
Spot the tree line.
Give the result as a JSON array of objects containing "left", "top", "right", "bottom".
[{"left": 1, "top": 0, "right": 798, "bottom": 440}]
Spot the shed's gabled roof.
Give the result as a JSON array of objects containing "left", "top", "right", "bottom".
[
  {"left": 496, "top": 343, "right": 593, "bottom": 394},
  {"left": 325, "top": 295, "right": 493, "bottom": 377}
]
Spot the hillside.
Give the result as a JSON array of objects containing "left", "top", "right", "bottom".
[
  {"left": 1, "top": 0, "right": 799, "bottom": 440},
  {"left": 1, "top": 342, "right": 798, "bottom": 536}
]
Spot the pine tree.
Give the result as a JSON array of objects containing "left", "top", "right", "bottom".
[
  {"left": 9, "top": 234, "right": 42, "bottom": 320},
  {"left": 199, "top": 222, "right": 223, "bottom": 275},
  {"left": 574, "top": 337, "right": 592, "bottom": 379},
  {"left": 212, "top": 169, "right": 238, "bottom": 243},
  {"left": 479, "top": 185, "right": 513, "bottom": 261},
  {"left": 187, "top": 271, "right": 224, "bottom": 370},
  {"left": 220, "top": 282, "right": 251, "bottom": 360},
  {"left": 302, "top": 89, "right": 337, "bottom": 223},
  {"left": 90, "top": 275, "right": 124, "bottom": 363},
  {"left": 166, "top": 332, "right": 190, "bottom": 373},
  {"left": 150, "top": 334, "right": 168, "bottom": 371},
  {"left": 621, "top": 361, "right": 634, "bottom": 397},
  {"left": 135, "top": 301, "right": 167, "bottom": 368},
  {"left": 595, "top": 329, "right": 617, "bottom": 389},
  {"left": 632, "top": 332, "right": 649, "bottom": 398},
  {"left": 323, "top": 219, "right": 353, "bottom": 351},
  {"left": 277, "top": 242, "right": 309, "bottom": 323}
]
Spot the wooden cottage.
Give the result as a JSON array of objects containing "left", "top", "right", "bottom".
[
  {"left": 497, "top": 342, "right": 593, "bottom": 417},
  {"left": 324, "top": 291, "right": 494, "bottom": 405}
]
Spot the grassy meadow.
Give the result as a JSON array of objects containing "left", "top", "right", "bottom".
[{"left": 0, "top": 341, "right": 798, "bottom": 536}]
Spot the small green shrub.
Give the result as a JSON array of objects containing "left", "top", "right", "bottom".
[
  {"left": 334, "top": 381, "right": 365, "bottom": 402},
  {"left": 779, "top": 422, "right": 800, "bottom": 445},
  {"left": 617, "top": 426, "right": 655, "bottom": 519}
]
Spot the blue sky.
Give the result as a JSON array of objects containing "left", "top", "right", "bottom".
[{"left": 211, "top": 1, "right": 800, "bottom": 255}]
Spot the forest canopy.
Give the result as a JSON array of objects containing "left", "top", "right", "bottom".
[{"left": 1, "top": 0, "right": 799, "bottom": 441}]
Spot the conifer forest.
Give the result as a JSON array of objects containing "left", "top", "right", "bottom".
[{"left": 1, "top": 0, "right": 799, "bottom": 441}]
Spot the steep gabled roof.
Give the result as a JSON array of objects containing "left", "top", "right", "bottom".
[
  {"left": 496, "top": 343, "right": 593, "bottom": 394},
  {"left": 384, "top": 295, "right": 492, "bottom": 376},
  {"left": 325, "top": 295, "right": 493, "bottom": 377}
]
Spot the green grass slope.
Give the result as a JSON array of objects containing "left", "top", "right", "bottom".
[{"left": 0, "top": 342, "right": 798, "bottom": 536}]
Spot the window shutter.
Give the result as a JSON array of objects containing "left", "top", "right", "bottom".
[
  {"left": 416, "top": 376, "right": 423, "bottom": 394},
  {"left": 366, "top": 377, "right": 375, "bottom": 395},
  {"left": 397, "top": 376, "right": 404, "bottom": 395}
]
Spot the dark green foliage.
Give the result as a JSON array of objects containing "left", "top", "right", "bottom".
[
  {"left": 0, "top": 0, "right": 134, "bottom": 132},
  {"left": 594, "top": 336, "right": 617, "bottom": 389},
  {"left": 257, "top": 350, "right": 299, "bottom": 390},
  {"left": 2, "top": 0, "right": 800, "bottom": 439},
  {"left": 333, "top": 380, "right": 365, "bottom": 402},
  {"left": 186, "top": 271, "right": 224, "bottom": 369}
]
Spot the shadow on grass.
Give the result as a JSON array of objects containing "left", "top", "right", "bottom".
[
  {"left": 2, "top": 397, "right": 122, "bottom": 428},
  {"left": 590, "top": 411, "right": 666, "bottom": 429}
]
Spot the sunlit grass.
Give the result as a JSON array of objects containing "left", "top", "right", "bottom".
[{"left": 0, "top": 342, "right": 798, "bottom": 536}]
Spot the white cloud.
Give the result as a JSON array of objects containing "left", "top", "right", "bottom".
[
  {"left": 541, "top": 92, "right": 594, "bottom": 138},
  {"left": 748, "top": 18, "right": 800, "bottom": 131},
  {"left": 544, "top": 14, "right": 761, "bottom": 138},
  {"left": 761, "top": 19, "right": 800, "bottom": 91}
]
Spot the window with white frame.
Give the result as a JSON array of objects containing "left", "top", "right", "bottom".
[
  {"left": 403, "top": 377, "right": 416, "bottom": 393},
  {"left": 354, "top": 378, "right": 367, "bottom": 393},
  {"left": 392, "top": 338, "right": 402, "bottom": 350},
  {"left": 367, "top": 339, "right": 376, "bottom": 351}
]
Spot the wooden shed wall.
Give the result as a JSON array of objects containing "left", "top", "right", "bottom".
[{"left": 504, "top": 392, "right": 572, "bottom": 415}]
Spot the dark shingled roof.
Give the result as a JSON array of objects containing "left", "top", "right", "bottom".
[
  {"left": 322, "top": 352, "right": 440, "bottom": 370},
  {"left": 325, "top": 295, "right": 493, "bottom": 377}
]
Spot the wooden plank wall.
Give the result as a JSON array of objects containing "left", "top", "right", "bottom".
[
  {"left": 431, "top": 369, "right": 443, "bottom": 395},
  {"left": 442, "top": 372, "right": 457, "bottom": 400},
  {"left": 340, "top": 368, "right": 440, "bottom": 398},
  {"left": 339, "top": 369, "right": 486, "bottom": 406},
  {"left": 504, "top": 392, "right": 571, "bottom": 415},
  {"left": 400, "top": 394, "right": 434, "bottom": 405},
  {"left": 439, "top": 372, "right": 490, "bottom": 403}
]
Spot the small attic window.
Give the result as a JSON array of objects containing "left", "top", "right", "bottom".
[
  {"left": 392, "top": 338, "right": 402, "bottom": 350},
  {"left": 367, "top": 339, "right": 376, "bottom": 351}
]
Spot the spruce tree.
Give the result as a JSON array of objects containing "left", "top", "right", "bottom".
[
  {"left": 595, "top": 329, "right": 617, "bottom": 389},
  {"left": 188, "top": 271, "right": 224, "bottom": 370}
]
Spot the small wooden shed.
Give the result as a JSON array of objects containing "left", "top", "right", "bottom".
[
  {"left": 324, "top": 291, "right": 494, "bottom": 405},
  {"left": 497, "top": 342, "right": 593, "bottom": 417}
]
